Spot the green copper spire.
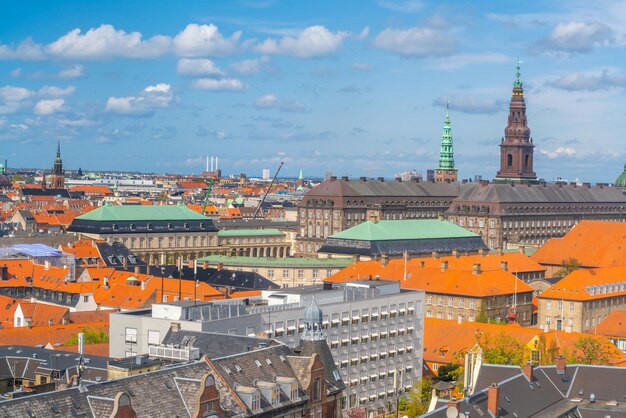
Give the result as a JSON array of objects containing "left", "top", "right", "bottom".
[
  {"left": 513, "top": 58, "right": 523, "bottom": 88},
  {"left": 298, "top": 168, "right": 303, "bottom": 180},
  {"left": 437, "top": 101, "right": 455, "bottom": 170}
]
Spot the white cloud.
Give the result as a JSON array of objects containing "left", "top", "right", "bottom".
[
  {"left": 46, "top": 24, "right": 171, "bottom": 59},
  {"left": 377, "top": 0, "right": 423, "bottom": 12},
  {"left": 176, "top": 58, "right": 224, "bottom": 77},
  {"left": 174, "top": 24, "right": 241, "bottom": 57},
  {"left": 0, "top": 38, "right": 46, "bottom": 61},
  {"left": 9, "top": 68, "right": 22, "bottom": 78},
  {"left": 230, "top": 56, "right": 270, "bottom": 75},
  {"left": 58, "top": 64, "right": 85, "bottom": 79},
  {"left": 429, "top": 52, "right": 508, "bottom": 70},
  {"left": 105, "top": 82, "right": 174, "bottom": 116},
  {"left": 191, "top": 78, "right": 245, "bottom": 91},
  {"left": 34, "top": 98, "right": 65, "bottom": 115},
  {"left": 59, "top": 117, "right": 98, "bottom": 127},
  {"left": 372, "top": 24, "right": 455, "bottom": 57},
  {"left": 433, "top": 96, "right": 506, "bottom": 114},
  {"left": 255, "top": 94, "right": 278, "bottom": 108},
  {"left": 358, "top": 27, "right": 370, "bottom": 40},
  {"left": 539, "top": 146, "right": 577, "bottom": 159},
  {"left": 255, "top": 25, "right": 348, "bottom": 58},
  {"left": 254, "top": 93, "right": 306, "bottom": 112},
  {"left": 548, "top": 69, "right": 626, "bottom": 91},
  {"left": 38, "top": 85, "right": 75, "bottom": 97},
  {"left": 0, "top": 86, "right": 33, "bottom": 102},
  {"left": 351, "top": 63, "right": 373, "bottom": 71},
  {"left": 532, "top": 21, "right": 614, "bottom": 54}
]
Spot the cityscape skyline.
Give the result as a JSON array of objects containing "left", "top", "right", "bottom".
[{"left": 1, "top": 0, "right": 626, "bottom": 182}]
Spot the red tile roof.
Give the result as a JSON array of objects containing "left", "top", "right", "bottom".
[
  {"left": 538, "top": 266, "right": 626, "bottom": 301},
  {"left": 593, "top": 310, "right": 626, "bottom": 338}
]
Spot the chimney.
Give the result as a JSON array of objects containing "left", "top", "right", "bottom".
[
  {"left": 381, "top": 254, "right": 389, "bottom": 267},
  {"left": 440, "top": 261, "right": 448, "bottom": 272},
  {"left": 452, "top": 249, "right": 459, "bottom": 258},
  {"left": 171, "top": 322, "right": 181, "bottom": 332},
  {"left": 487, "top": 383, "right": 500, "bottom": 417},
  {"left": 370, "top": 214, "right": 378, "bottom": 224},
  {"left": 44, "top": 260, "right": 50, "bottom": 270},
  {"left": 188, "top": 260, "right": 194, "bottom": 269},
  {"left": 141, "top": 280, "right": 146, "bottom": 291},
  {"left": 500, "top": 261, "right": 508, "bottom": 272},
  {"left": 478, "top": 248, "right": 485, "bottom": 255},
  {"left": 472, "top": 263, "right": 481, "bottom": 275},
  {"left": 437, "top": 213, "right": 444, "bottom": 221},
  {"left": 352, "top": 254, "right": 360, "bottom": 264},
  {"left": 134, "top": 266, "right": 140, "bottom": 274},
  {"left": 122, "top": 256, "right": 128, "bottom": 270},
  {"left": 432, "top": 251, "right": 439, "bottom": 260},
  {"left": 519, "top": 245, "right": 525, "bottom": 254},
  {"left": 420, "top": 261, "right": 425, "bottom": 268},
  {"left": 217, "top": 263, "right": 223, "bottom": 271},
  {"left": 522, "top": 362, "right": 534, "bottom": 381},
  {"left": 202, "top": 261, "right": 208, "bottom": 269},
  {"left": 497, "top": 247, "right": 503, "bottom": 255},
  {"left": 556, "top": 355, "right": 566, "bottom": 375},
  {"left": 457, "top": 315, "right": 462, "bottom": 325}
]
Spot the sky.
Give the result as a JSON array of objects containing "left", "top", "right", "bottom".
[{"left": 1, "top": 0, "right": 626, "bottom": 182}]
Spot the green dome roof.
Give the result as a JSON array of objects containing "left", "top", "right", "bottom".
[{"left": 616, "top": 163, "right": 626, "bottom": 188}]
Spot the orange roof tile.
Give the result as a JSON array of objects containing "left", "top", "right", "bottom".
[
  {"left": 62, "top": 342, "right": 109, "bottom": 357},
  {"left": 228, "top": 290, "right": 262, "bottom": 299},
  {"left": 532, "top": 220, "right": 626, "bottom": 268},
  {"left": 69, "top": 309, "right": 115, "bottom": 324},
  {"left": 0, "top": 321, "right": 108, "bottom": 348},
  {"left": 69, "top": 185, "right": 114, "bottom": 195},
  {"left": 0, "top": 295, "right": 20, "bottom": 329},
  {"left": 538, "top": 266, "right": 626, "bottom": 301},
  {"left": 16, "top": 301, "right": 68, "bottom": 327},
  {"left": 593, "top": 310, "right": 626, "bottom": 338},
  {"left": 326, "top": 260, "right": 533, "bottom": 297}
]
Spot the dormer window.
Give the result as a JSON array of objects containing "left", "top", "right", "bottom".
[
  {"left": 290, "top": 383, "right": 298, "bottom": 400},
  {"left": 167, "top": 223, "right": 173, "bottom": 230},
  {"left": 147, "top": 223, "right": 152, "bottom": 231},
  {"left": 129, "top": 223, "right": 136, "bottom": 231},
  {"left": 112, "top": 224, "right": 118, "bottom": 231},
  {"left": 199, "top": 222, "right": 205, "bottom": 229},
  {"left": 251, "top": 392, "right": 260, "bottom": 411},
  {"left": 183, "top": 222, "right": 189, "bottom": 230},
  {"left": 271, "top": 387, "right": 280, "bottom": 405}
]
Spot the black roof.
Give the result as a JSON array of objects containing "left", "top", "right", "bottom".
[
  {"left": 162, "top": 329, "right": 278, "bottom": 359},
  {"left": 319, "top": 236, "right": 487, "bottom": 257}
]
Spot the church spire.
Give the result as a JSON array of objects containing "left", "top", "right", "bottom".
[
  {"left": 495, "top": 61, "right": 537, "bottom": 182},
  {"left": 434, "top": 100, "right": 458, "bottom": 183},
  {"left": 50, "top": 140, "right": 65, "bottom": 189}
]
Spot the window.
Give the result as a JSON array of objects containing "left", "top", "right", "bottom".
[
  {"left": 427, "top": 295, "right": 433, "bottom": 304},
  {"left": 291, "top": 383, "right": 299, "bottom": 400},
  {"left": 268, "top": 269, "right": 274, "bottom": 278},
  {"left": 83, "top": 295, "right": 89, "bottom": 303},
  {"left": 459, "top": 298, "right": 464, "bottom": 308},
  {"left": 125, "top": 327, "right": 137, "bottom": 343},
  {"left": 271, "top": 387, "right": 280, "bottom": 405},
  {"left": 313, "top": 378, "right": 321, "bottom": 401},
  {"left": 546, "top": 301, "right": 552, "bottom": 310},
  {"left": 298, "top": 269, "right": 304, "bottom": 279},
  {"left": 469, "top": 299, "right": 475, "bottom": 309},
  {"left": 148, "top": 330, "right": 160, "bottom": 345},
  {"left": 312, "top": 270, "right": 319, "bottom": 280},
  {"left": 438, "top": 296, "right": 444, "bottom": 306},
  {"left": 251, "top": 393, "right": 261, "bottom": 410},
  {"left": 448, "top": 296, "right": 453, "bottom": 307}
]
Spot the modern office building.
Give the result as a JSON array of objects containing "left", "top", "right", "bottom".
[{"left": 109, "top": 280, "right": 425, "bottom": 417}]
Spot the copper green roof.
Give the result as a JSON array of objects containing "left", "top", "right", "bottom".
[
  {"left": 328, "top": 219, "right": 478, "bottom": 241},
  {"left": 196, "top": 255, "right": 352, "bottom": 268},
  {"left": 615, "top": 163, "right": 626, "bottom": 188},
  {"left": 76, "top": 204, "right": 209, "bottom": 221},
  {"left": 218, "top": 228, "right": 283, "bottom": 237}
]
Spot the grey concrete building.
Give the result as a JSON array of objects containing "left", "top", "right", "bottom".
[{"left": 109, "top": 280, "right": 425, "bottom": 417}]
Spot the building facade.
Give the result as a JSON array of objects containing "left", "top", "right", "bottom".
[
  {"left": 109, "top": 280, "right": 425, "bottom": 417},
  {"left": 296, "top": 177, "right": 461, "bottom": 256},
  {"left": 537, "top": 266, "right": 626, "bottom": 333},
  {"left": 446, "top": 182, "right": 626, "bottom": 249}
]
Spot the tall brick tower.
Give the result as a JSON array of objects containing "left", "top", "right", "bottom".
[
  {"left": 495, "top": 61, "right": 537, "bottom": 182},
  {"left": 49, "top": 140, "right": 65, "bottom": 189}
]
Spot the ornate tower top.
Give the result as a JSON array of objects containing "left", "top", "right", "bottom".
[
  {"left": 495, "top": 61, "right": 537, "bottom": 181},
  {"left": 53, "top": 140, "right": 64, "bottom": 176},
  {"left": 301, "top": 297, "right": 325, "bottom": 341},
  {"left": 438, "top": 101, "right": 455, "bottom": 170}
]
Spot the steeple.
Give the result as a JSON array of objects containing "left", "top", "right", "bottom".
[
  {"left": 495, "top": 60, "right": 537, "bottom": 182},
  {"left": 434, "top": 101, "right": 458, "bottom": 183},
  {"left": 301, "top": 297, "right": 324, "bottom": 341},
  {"left": 50, "top": 140, "right": 65, "bottom": 189},
  {"left": 296, "top": 168, "right": 304, "bottom": 190}
]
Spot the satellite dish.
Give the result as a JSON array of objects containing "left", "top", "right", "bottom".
[{"left": 446, "top": 406, "right": 459, "bottom": 418}]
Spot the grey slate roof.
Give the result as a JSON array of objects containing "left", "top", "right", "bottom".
[
  {"left": 161, "top": 330, "right": 279, "bottom": 359},
  {"left": 425, "top": 364, "right": 626, "bottom": 418}
]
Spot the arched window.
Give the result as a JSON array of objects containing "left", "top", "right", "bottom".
[
  {"left": 507, "top": 154, "right": 513, "bottom": 167},
  {"left": 524, "top": 154, "right": 529, "bottom": 168}
]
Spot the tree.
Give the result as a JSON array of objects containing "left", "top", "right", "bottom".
[
  {"left": 554, "top": 258, "right": 581, "bottom": 278},
  {"left": 572, "top": 336, "right": 620, "bottom": 365},
  {"left": 64, "top": 328, "right": 109, "bottom": 346},
  {"left": 476, "top": 302, "right": 489, "bottom": 323},
  {"left": 437, "top": 364, "right": 463, "bottom": 382},
  {"left": 476, "top": 331, "right": 525, "bottom": 366},
  {"left": 402, "top": 377, "right": 433, "bottom": 418}
]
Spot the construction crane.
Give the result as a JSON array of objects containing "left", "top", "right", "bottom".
[
  {"left": 200, "top": 179, "right": 215, "bottom": 215},
  {"left": 253, "top": 161, "right": 284, "bottom": 219}
]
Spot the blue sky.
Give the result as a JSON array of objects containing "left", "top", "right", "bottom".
[{"left": 1, "top": 0, "right": 625, "bottom": 182}]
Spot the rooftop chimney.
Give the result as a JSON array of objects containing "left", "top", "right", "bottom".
[
  {"left": 452, "top": 249, "right": 459, "bottom": 258},
  {"left": 381, "top": 254, "right": 389, "bottom": 267},
  {"left": 202, "top": 261, "right": 208, "bottom": 269},
  {"left": 488, "top": 383, "right": 500, "bottom": 417},
  {"left": 217, "top": 263, "right": 223, "bottom": 271},
  {"left": 370, "top": 214, "right": 379, "bottom": 224},
  {"left": 432, "top": 251, "right": 439, "bottom": 260},
  {"left": 500, "top": 261, "right": 508, "bottom": 272},
  {"left": 519, "top": 245, "right": 526, "bottom": 254},
  {"left": 440, "top": 261, "right": 448, "bottom": 272},
  {"left": 556, "top": 355, "right": 566, "bottom": 375},
  {"left": 472, "top": 263, "right": 481, "bottom": 275},
  {"left": 522, "top": 362, "right": 534, "bottom": 382},
  {"left": 134, "top": 266, "right": 140, "bottom": 274}
]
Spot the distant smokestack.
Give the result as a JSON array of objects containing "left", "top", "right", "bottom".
[
  {"left": 216, "top": 157, "right": 219, "bottom": 171},
  {"left": 211, "top": 156, "right": 214, "bottom": 172},
  {"left": 206, "top": 156, "right": 209, "bottom": 172},
  {"left": 78, "top": 332, "right": 85, "bottom": 355}
]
